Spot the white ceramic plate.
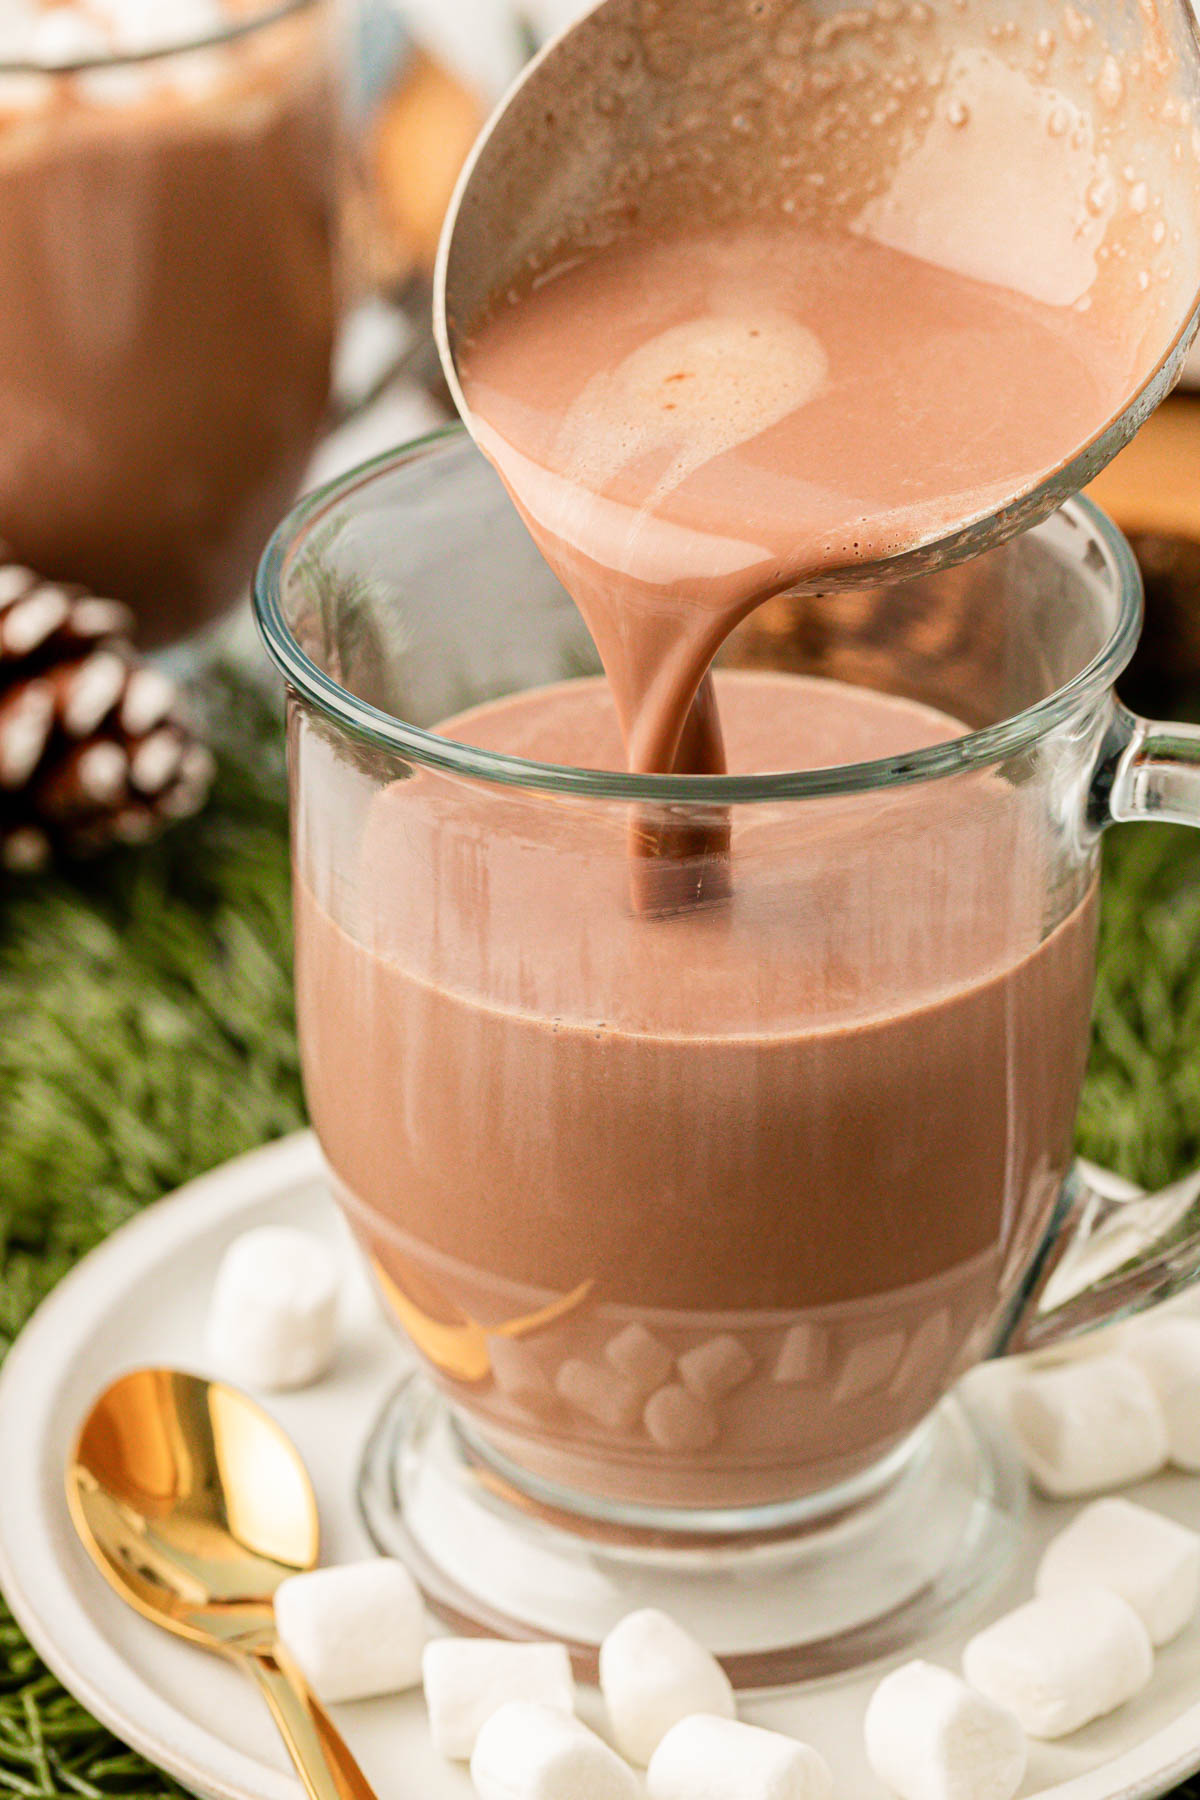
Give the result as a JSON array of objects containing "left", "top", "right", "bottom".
[{"left": 2, "top": 1132, "right": 1200, "bottom": 1800}]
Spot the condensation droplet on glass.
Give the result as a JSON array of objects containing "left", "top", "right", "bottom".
[
  {"left": 1129, "top": 181, "right": 1149, "bottom": 213},
  {"left": 781, "top": 194, "right": 797, "bottom": 212},
  {"left": 1152, "top": 218, "right": 1167, "bottom": 245},
  {"left": 1035, "top": 27, "right": 1056, "bottom": 54},
  {"left": 1096, "top": 54, "right": 1123, "bottom": 109},
  {"left": 1158, "top": 262, "right": 1173, "bottom": 283},
  {"left": 1086, "top": 177, "right": 1113, "bottom": 216},
  {"left": 946, "top": 97, "right": 970, "bottom": 127},
  {"left": 813, "top": 9, "right": 870, "bottom": 49},
  {"left": 1138, "top": 270, "right": 1152, "bottom": 291},
  {"left": 1047, "top": 103, "right": 1071, "bottom": 137},
  {"left": 1063, "top": 4, "right": 1091, "bottom": 42}
]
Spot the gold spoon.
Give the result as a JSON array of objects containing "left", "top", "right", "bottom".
[{"left": 67, "top": 1367, "right": 378, "bottom": 1800}]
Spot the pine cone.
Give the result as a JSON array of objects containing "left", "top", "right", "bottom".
[{"left": 0, "top": 556, "right": 215, "bottom": 873}]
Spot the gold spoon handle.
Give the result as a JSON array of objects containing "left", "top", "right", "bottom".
[{"left": 247, "top": 1648, "right": 379, "bottom": 1800}]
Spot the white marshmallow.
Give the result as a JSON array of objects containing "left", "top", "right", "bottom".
[
  {"left": 773, "top": 1322, "right": 826, "bottom": 1385},
  {"left": 1128, "top": 1317, "right": 1200, "bottom": 1470},
  {"left": 30, "top": 8, "right": 107, "bottom": 64},
  {"left": 1008, "top": 1353, "right": 1167, "bottom": 1497},
  {"left": 643, "top": 1384, "right": 718, "bottom": 1452},
  {"left": 1036, "top": 1497, "right": 1200, "bottom": 1647},
  {"left": 205, "top": 1226, "right": 339, "bottom": 1390},
  {"left": 104, "top": 0, "right": 223, "bottom": 53},
  {"left": 963, "top": 1586, "right": 1153, "bottom": 1739},
  {"left": 605, "top": 1323, "right": 674, "bottom": 1395},
  {"left": 647, "top": 1715, "right": 833, "bottom": 1800},
  {"left": 599, "top": 1608, "right": 735, "bottom": 1766},
  {"left": 275, "top": 1560, "right": 425, "bottom": 1704},
  {"left": 488, "top": 1337, "right": 559, "bottom": 1418},
  {"left": 676, "top": 1334, "right": 754, "bottom": 1401},
  {"left": 423, "top": 1638, "right": 574, "bottom": 1760},
  {"left": 470, "top": 1702, "right": 637, "bottom": 1800},
  {"left": 864, "top": 1660, "right": 1026, "bottom": 1800},
  {"left": 833, "top": 1330, "right": 906, "bottom": 1402},
  {"left": 555, "top": 1359, "right": 641, "bottom": 1431}
]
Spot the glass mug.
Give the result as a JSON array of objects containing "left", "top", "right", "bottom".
[
  {"left": 0, "top": 0, "right": 339, "bottom": 648},
  {"left": 257, "top": 427, "right": 1200, "bottom": 1681}
]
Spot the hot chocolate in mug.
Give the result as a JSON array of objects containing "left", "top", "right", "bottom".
[
  {"left": 258, "top": 430, "right": 1200, "bottom": 1677},
  {"left": 0, "top": 0, "right": 339, "bottom": 649}
]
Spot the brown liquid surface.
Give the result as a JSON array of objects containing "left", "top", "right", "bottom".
[
  {"left": 0, "top": 7, "right": 337, "bottom": 645},
  {"left": 459, "top": 223, "right": 1130, "bottom": 779},
  {"left": 298, "top": 673, "right": 1097, "bottom": 1506}
]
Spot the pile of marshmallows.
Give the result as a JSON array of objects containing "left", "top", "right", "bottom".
[
  {"left": 0, "top": 0, "right": 231, "bottom": 66},
  {"left": 206, "top": 1225, "right": 1200, "bottom": 1800}
]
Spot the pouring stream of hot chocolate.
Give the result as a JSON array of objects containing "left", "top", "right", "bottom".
[{"left": 460, "top": 222, "right": 1131, "bottom": 850}]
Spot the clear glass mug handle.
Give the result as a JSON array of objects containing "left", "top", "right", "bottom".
[{"left": 997, "top": 704, "right": 1200, "bottom": 1355}]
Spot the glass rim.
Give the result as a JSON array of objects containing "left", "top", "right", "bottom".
[
  {"left": 0, "top": 0, "right": 316, "bottom": 75},
  {"left": 254, "top": 423, "right": 1145, "bottom": 806}
]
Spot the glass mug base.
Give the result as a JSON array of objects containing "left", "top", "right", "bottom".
[{"left": 357, "top": 1372, "right": 1025, "bottom": 1689}]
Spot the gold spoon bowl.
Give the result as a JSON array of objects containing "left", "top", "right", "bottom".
[{"left": 68, "top": 1367, "right": 378, "bottom": 1800}]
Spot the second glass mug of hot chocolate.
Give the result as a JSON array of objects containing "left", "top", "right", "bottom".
[
  {"left": 258, "top": 429, "right": 1200, "bottom": 1681},
  {"left": 0, "top": 0, "right": 339, "bottom": 648}
]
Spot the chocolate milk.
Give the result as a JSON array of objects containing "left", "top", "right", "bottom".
[
  {"left": 301, "top": 113, "right": 1127, "bottom": 1507},
  {"left": 298, "top": 673, "right": 1097, "bottom": 1507},
  {"left": 459, "top": 223, "right": 1129, "bottom": 783},
  {"left": 0, "top": 2, "right": 337, "bottom": 646}
]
